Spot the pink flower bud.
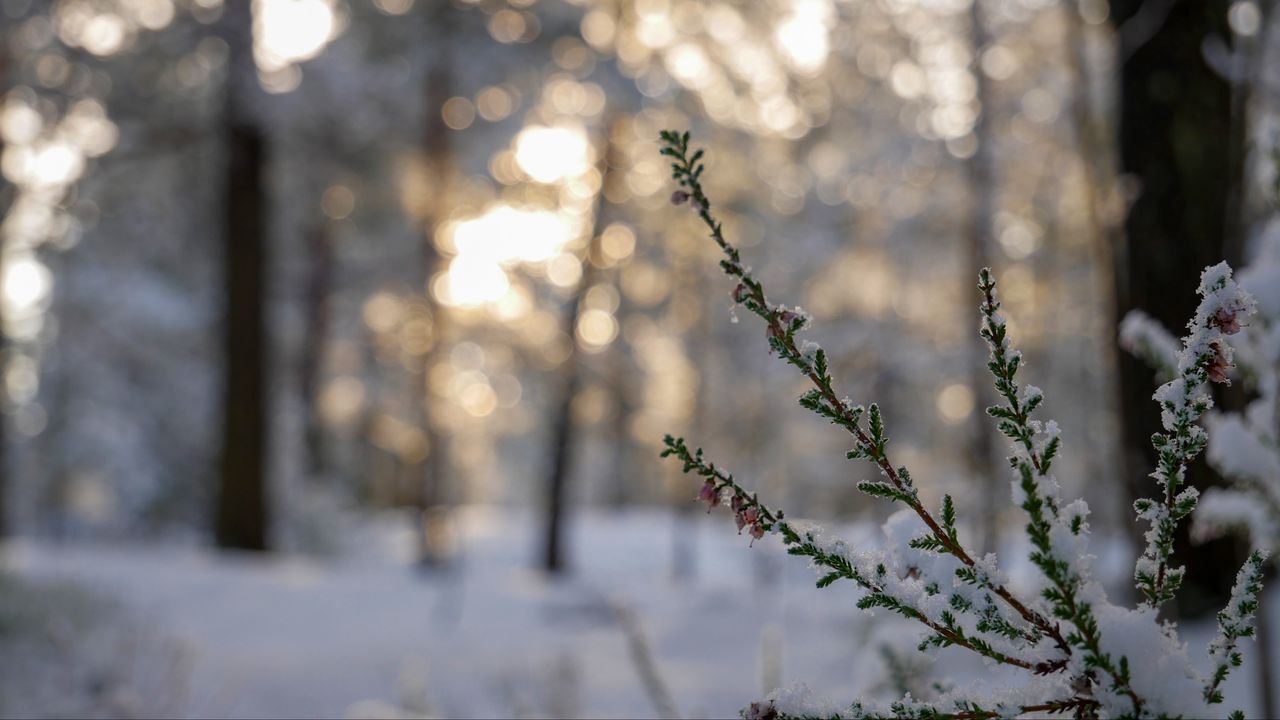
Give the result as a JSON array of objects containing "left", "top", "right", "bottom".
[
  {"left": 697, "top": 480, "right": 719, "bottom": 509},
  {"left": 745, "top": 701, "right": 778, "bottom": 720},
  {"left": 730, "top": 494, "right": 745, "bottom": 513},
  {"left": 749, "top": 522, "right": 766, "bottom": 540},
  {"left": 778, "top": 310, "right": 799, "bottom": 326},
  {"left": 670, "top": 190, "right": 690, "bottom": 206},
  {"left": 743, "top": 506, "right": 760, "bottom": 524},
  {"left": 1214, "top": 307, "right": 1241, "bottom": 335},
  {"left": 735, "top": 510, "right": 749, "bottom": 533},
  {"left": 732, "top": 283, "right": 751, "bottom": 303},
  {"left": 1207, "top": 340, "right": 1232, "bottom": 385}
]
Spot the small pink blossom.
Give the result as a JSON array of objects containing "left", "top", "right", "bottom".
[
  {"left": 670, "top": 190, "right": 690, "bottom": 206},
  {"left": 742, "top": 506, "right": 760, "bottom": 524},
  {"left": 735, "top": 510, "right": 748, "bottom": 533},
  {"left": 777, "top": 309, "right": 799, "bottom": 326},
  {"left": 730, "top": 494, "right": 745, "bottom": 513},
  {"left": 1207, "top": 341, "right": 1232, "bottom": 384},
  {"left": 697, "top": 480, "right": 719, "bottom": 510},
  {"left": 748, "top": 522, "right": 765, "bottom": 541},
  {"left": 1214, "top": 307, "right": 1241, "bottom": 334}
]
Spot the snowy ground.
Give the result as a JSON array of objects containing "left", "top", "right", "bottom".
[{"left": 0, "top": 508, "right": 1270, "bottom": 718}]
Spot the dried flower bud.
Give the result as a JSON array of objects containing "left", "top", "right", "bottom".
[
  {"left": 1207, "top": 340, "right": 1232, "bottom": 384},
  {"left": 742, "top": 506, "right": 760, "bottom": 524},
  {"left": 749, "top": 522, "right": 766, "bottom": 540},
  {"left": 730, "top": 494, "right": 745, "bottom": 513},
  {"left": 697, "top": 480, "right": 719, "bottom": 509},
  {"left": 670, "top": 190, "right": 690, "bottom": 206},
  {"left": 745, "top": 701, "right": 778, "bottom": 720},
  {"left": 1214, "top": 307, "right": 1241, "bottom": 335},
  {"left": 735, "top": 510, "right": 749, "bottom": 533}
]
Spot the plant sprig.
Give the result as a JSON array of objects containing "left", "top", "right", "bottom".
[
  {"left": 656, "top": 131, "right": 1263, "bottom": 720},
  {"left": 659, "top": 131, "right": 1067, "bottom": 657}
]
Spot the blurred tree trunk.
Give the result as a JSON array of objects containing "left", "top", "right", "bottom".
[
  {"left": 1109, "top": 0, "right": 1243, "bottom": 614},
  {"left": 299, "top": 215, "right": 333, "bottom": 478},
  {"left": 1064, "top": 0, "right": 1129, "bottom": 535},
  {"left": 606, "top": 305, "right": 637, "bottom": 509},
  {"left": 966, "top": 0, "right": 1001, "bottom": 555},
  {"left": 411, "top": 1, "right": 455, "bottom": 566},
  {"left": 214, "top": 1, "right": 271, "bottom": 551},
  {"left": 0, "top": 44, "right": 11, "bottom": 538},
  {"left": 542, "top": 119, "right": 620, "bottom": 574}
]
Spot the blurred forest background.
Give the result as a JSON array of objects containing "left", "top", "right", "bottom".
[{"left": 0, "top": 0, "right": 1278, "bottom": 717}]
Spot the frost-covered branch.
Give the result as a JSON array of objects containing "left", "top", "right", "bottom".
[
  {"left": 1204, "top": 550, "right": 1267, "bottom": 705},
  {"left": 1119, "top": 310, "right": 1181, "bottom": 380},
  {"left": 661, "top": 436, "right": 1047, "bottom": 672},
  {"left": 656, "top": 130, "right": 1264, "bottom": 719},
  {"left": 1132, "top": 263, "right": 1256, "bottom": 608},
  {"left": 979, "top": 270, "right": 1142, "bottom": 714},
  {"left": 742, "top": 682, "right": 1099, "bottom": 720},
  {"left": 659, "top": 131, "right": 1064, "bottom": 654}
]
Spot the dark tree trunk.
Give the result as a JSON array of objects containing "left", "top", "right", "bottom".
[
  {"left": 1109, "top": 0, "right": 1243, "bottom": 614},
  {"left": 0, "top": 44, "right": 10, "bottom": 538},
  {"left": 214, "top": 1, "right": 271, "bottom": 551},
  {"left": 299, "top": 218, "right": 333, "bottom": 478},
  {"left": 542, "top": 120, "right": 619, "bottom": 574},
  {"left": 411, "top": 0, "right": 455, "bottom": 566}
]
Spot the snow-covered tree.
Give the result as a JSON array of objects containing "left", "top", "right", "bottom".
[{"left": 659, "top": 131, "right": 1266, "bottom": 718}]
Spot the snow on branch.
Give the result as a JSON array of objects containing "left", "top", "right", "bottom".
[
  {"left": 1119, "top": 310, "right": 1181, "bottom": 380},
  {"left": 656, "top": 130, "right": 1266, "bottom": 719},
  {"left": 1204, "top": 550, "right": 1267, "bottom": 705},
  {"left": 1124, "top": 225, "right": 1280, "bottom": 559},
  {"left": 1132, "top": 263, "right": 1256, "bottom": 608}
]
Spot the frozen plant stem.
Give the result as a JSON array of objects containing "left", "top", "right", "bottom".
[
  {"left": 1132, "top": 263, "right": 1256, "bottom": 608},
  {"left": 656, "top": 131, "right": 1264, "bottom": 719},
  {"left": 665, "top": 436, "right": 1069, "bottom": 677},
  {"left": 659, "top": 131, "right": 1067, "bottom": 658}
]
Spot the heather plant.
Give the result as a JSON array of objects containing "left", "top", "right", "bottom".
[
  {"left": 657, "top": 130, "right": 1266, "bottom": 719},
  {"left": 1122, "top": 222, "right": 1280, "bottom": 559}
]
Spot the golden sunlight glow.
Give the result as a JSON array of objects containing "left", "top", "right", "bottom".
[
  {"left": 26, "top": 142, "right": 84, "bottom": 188},
  {"left": 514, "top": 125, "right": 590, "bottom": 184},
  {"left": 576, "top": 308, "right": 617, "bottom": 350},
  {"left": 256, "top": 0, "right": 338, "bottom": 72},
  {"left": 936, "top": 383, "right": 974, "bottom": 424},
  {"left": 363, "top": 292, "right": 402, "bottom": 333},
  {"left": 665, "top": 43, "right": 715, "bottom": 90},
  {"left": 3, "top": 254, "right": 52, "bottom": 319},
  {"left": 318, "top": 375, "right": 366, "bottom": 428},
  {"left": 452, "top": 206, "right": 573, "bottom": 265},
  {"left": 53, "top": 1, "right": 177, "bottom": 57},
  {"left": 81, "top": 14, "right": 128, "bottom": 55},
  {"left": 600, "top": 223, "right": 636, "bottom": 263},
  {"left": 547, "top": 252, "right": 583, "bottom": 288},
  {"left": 438, "top": 203, "right": 583, "bottom": 309},
  {"left": 439, "top": 256, "right": 511, "bottom": 308},
  {"left": 1, "top": 99, "right": 42, "bottom": 146},
  {"left": 774, "top": 0, "right": 832, "bottom": 76}
]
